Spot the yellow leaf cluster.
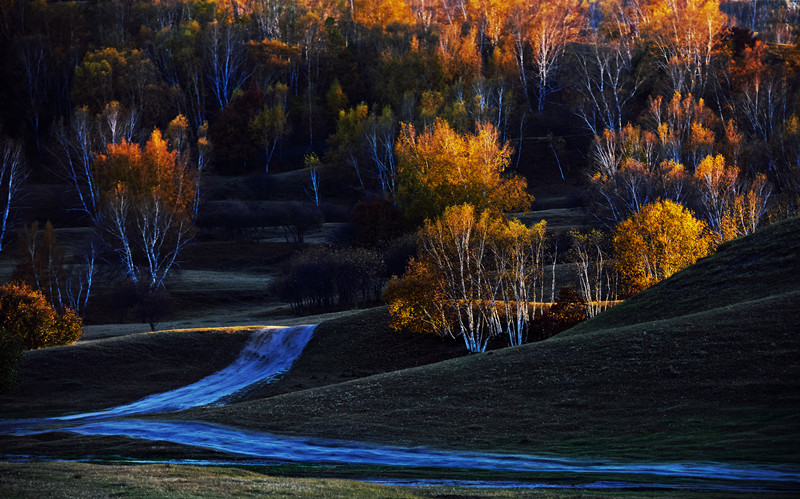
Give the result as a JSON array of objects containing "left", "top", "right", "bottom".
[
  {"left": 614, "top": 199, "right": 713, "bottom": 295},
  {"left": 395, "top": 118, "right": 531, "bottom": 223}
]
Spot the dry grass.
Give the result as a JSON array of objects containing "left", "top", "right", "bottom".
[{"left": 0, "top": 461, "right": 608, "bottom": 498}]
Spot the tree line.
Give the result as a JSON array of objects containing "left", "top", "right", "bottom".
[{"left": 0, "top": 0, "right": 798, "bottom": 363}]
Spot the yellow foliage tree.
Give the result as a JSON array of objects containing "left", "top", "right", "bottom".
[
  {"left": 644, "top": 0, "right": 726, "bottom": 95},
  {"left": 694, "top": 154, "right": 771, "bottom": 242},
  {"left": 383, "top": 258, "right": 453, "bottom": 337},
  {"left": 385, "top": 204, "right": 549, "bottom": 351},
  {"left": 395, "top": 118, "right": 531, "bottom": 224},
  {"left": 613, "top": 200, "right": 714, "bottom": 295}
]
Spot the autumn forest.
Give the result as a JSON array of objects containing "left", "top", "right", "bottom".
[{"left": 1, "top": 0, "right": 800, "bottom": 361}]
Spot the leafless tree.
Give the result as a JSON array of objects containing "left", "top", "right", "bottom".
[
  {"left": 0, "top": 140, "right": 27, "bottom": 253},
  {"left": 204, "top": 19, "right": 250, "bottom": 110},
  {"left": 572, "top": 35, "right": 642, "bottom": 135}
]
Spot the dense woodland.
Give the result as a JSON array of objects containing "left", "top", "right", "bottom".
[{"left": 1, "top": 0, "right": 799, "bottom": 359}]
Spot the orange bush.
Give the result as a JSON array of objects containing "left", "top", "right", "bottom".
[{"left": 0, "top": 282, "right": 82, "bottom": 349}]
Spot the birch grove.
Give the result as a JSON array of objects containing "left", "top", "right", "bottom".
[{"left": 387, "top": 204, "right": 549, "bottom": 353}]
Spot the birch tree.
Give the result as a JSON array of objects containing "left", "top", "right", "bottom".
[
  {"left": 386, "top": 207, "right": 551, "bottom": 351},
  {"left": 644, "top": 0, "right": 726, "bottom": 96},
  {"left": 572, "top": 33, "right": 642, "bottom": 135},
  {"left": 52, "top": 103, "right": 138, "bottom": 225},
  {"left": 364, "top": 106, "right": 399, "bottom": 198},
  {"left": 694, "top": 153, "right": 771, "bottom": 241},
  {"left": 15, "top": 221, "right": 96, "bottom": 317},
  {"left": 526, "top": 0, "right": 582, "bottom": 114},
  {"left": 568, "top": 229, "right": 616, "bottom": 318},
  {"left": 204, "top": 18, "right": 250, "bottom": 110},
  {"left": 0, "top": 140, "right": 27, "bottom": 253},
  {"left": 250, "top": 83, "right": 291, "bottom": 173},
  {"left": 489, "top": 218, "right": 547, "bottom": 346},
  {"left": 94, "top": 129, "right": 198, "bottom": 292},
  {"left": 419, "top": 204, "right": 495, "bottom": 353}
]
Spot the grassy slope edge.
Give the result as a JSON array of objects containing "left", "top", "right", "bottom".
[
  {"left": 0, "top": 328, "right": 256, "bottom": 417},
  {"left": 186, "top": 216, "right": 800, "bottom": 464}
]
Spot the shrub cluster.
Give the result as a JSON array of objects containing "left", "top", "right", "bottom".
[
  {"left": 0, "top": 282, "right": 83, "bottom": 350},
  {"left": 274, "top": 247, "right": 386, "bottom": 315},
  {"left": 529, "top": 287, "right": 588, "bottom": 342},
  {"left": 198, "top": 201, "right": 324, "bottom": 243}
]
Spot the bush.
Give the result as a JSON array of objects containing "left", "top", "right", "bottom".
[
  {"left": 614, "top": 200, "right": 714, "bottom": 295},
  {"left": 197, "top": 201, "right": 277, "bottom": 241},
  {"left": 275, "top": 202, "right": 325, "bottom": 244},
  {"left": 529, "top": 287, "right": 587, "bottom": 341},
  {"left": 0, "top": 282, "right": 83, "bottom": 349},
  {"left": 382, "top": 234, "right": 418, "bottom": 277}
]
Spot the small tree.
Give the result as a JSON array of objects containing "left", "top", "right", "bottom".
[
  {"left": 14, "top": 221, "right": 96, "bottom": 316},
  {"left": 249, "top": 83, "right": 290, "bottom": 173},
  {"left": 93, "top": 128, "right": 198, "bottom": 293},
  {"left": 305, "top": 153, "right": 322, "bottom": 207},
  {"left": 613, "top": 200, "right": 714, "bottom": 295},
  {"left": 0, "top": 282, "right": 82, "bottom": 349}
]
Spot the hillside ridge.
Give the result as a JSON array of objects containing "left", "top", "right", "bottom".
[{"left": 185, "top": 217, "right": 800, "bottom": 463}]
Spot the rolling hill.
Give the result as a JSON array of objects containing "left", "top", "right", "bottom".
[{"left": 184, "top": 215, "right": 800, "bottom": 465}]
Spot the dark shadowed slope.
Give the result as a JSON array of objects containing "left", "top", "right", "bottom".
[
  {"left": 0, "top": 329, "right": 254, "bottom": 418},
  {"left": 564, "top": 214, "right": 800, "bottom": 334},
  {"left": 187, "top": 216, "right": 800, "bottom": 464}
]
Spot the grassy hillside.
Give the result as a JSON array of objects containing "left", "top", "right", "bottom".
[
  {"left": 185, "top": 216, "right": 800, "bottom": 464},
  {"left": 564, "top": 215, "right": 800, "bottom": 334},
  {"left": 0, "top": 309, "right": 467, "bottom": 419},
  {"left": 0, "top": 328, "right": 255, "bottom": 418},
  {"left": 234, "top": 308, "right": 466, "bottom": 401}
]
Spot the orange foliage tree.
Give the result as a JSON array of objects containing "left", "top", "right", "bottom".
[
  {"left": 395, "top": 118, "right": 531, "bottom": 224},
  {"left": 94, "top": 129, "right": 198, "bottom": 292},
  {"left": 0, "top": 282, "right": 82, "bottom": 350},
  {"left": 613, "top": 199, "right": 714, "bottom": 295}
]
